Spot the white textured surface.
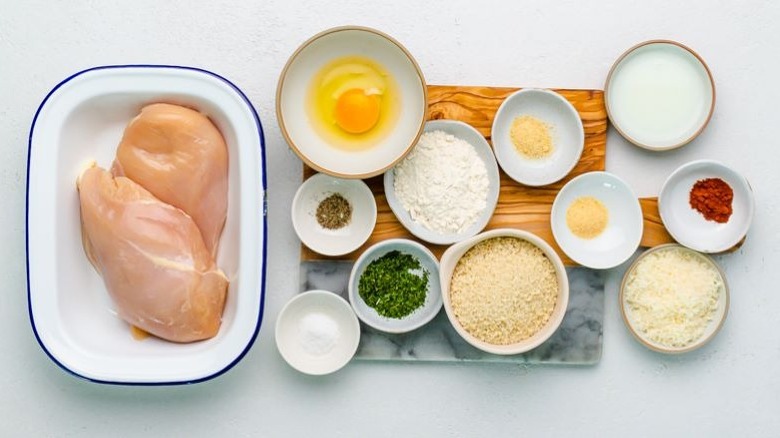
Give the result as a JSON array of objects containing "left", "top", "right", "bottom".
[{"left": 1, "top": 0, "right": 778, "bottom": 436}]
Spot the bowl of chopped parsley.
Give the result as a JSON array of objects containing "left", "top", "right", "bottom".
[{"left": 348, "top": 239, "right": 442, "bottom": 333}]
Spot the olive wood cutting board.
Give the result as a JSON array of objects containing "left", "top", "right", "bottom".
[{"left": 301, "top": 85, "right": 675, "bottom": 265}]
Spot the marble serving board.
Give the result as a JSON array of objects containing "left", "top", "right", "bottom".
[{"left": 300, "top": 261, "right": 605, "bottom": 365}]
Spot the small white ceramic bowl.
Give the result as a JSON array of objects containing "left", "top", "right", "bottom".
[
  {"left": 348, "top": 239, "right": 441, "bottom": 333},
  {"left": 620, "top": 244, "right": 729, "bottom": 354},
  {"left": 605, "top": 40, "right": 715, "bottom": 151},
  {"left": 384, "top": 120, "right": 501, "bottom": 245},
  {"left": 275, "top": 290, "right": 361, "bottom": 375},
  {"left": 491, "top": 88, "right": 584, "bottom": 186},
  {"left": 277, "top": 26, "right": 427, "bottom": 179},
  {"left": 439, "top": 229, "right": 569, "bottom": 355},
  {"left": 27, "top": 65, "right": 266, "bottom": 385},
  {"left": 659, "top": 160, "right": 754, "bottom": 253},
  {"left": 292, "top": 173, "right": 377, "bottom": 257},
  {"left": 551, "top": 171, "right": 643, "bottom": 269}
]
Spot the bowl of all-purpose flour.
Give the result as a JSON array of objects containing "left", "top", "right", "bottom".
[{"left": 384, "top": 120, "right": 500, "bottom": 245}]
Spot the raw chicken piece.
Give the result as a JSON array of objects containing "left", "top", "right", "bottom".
[
  {"left": 78, "top": 166, "right": 228, "bottom": 343},
  {"left": 112, "top": 103, "right": 228, "bottom": 257}
]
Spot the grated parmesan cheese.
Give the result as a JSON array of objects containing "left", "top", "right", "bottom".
[
  {"left": 449, "top": 237, "right": 559, "bottom": 345},
  {"left": 624, "top": 247, "right": 724, "bottom": 348}
]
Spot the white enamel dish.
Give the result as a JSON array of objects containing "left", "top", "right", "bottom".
[
  {"left": 26, "top": 65, "right": 267, "bottom": 385},
  {"left": 384, "top": 120, "right": 501, "bottom": 245},
  {"left": 348, "top": 239, "right": 442, "bottom": 334},
  {"left": 659, "top": 160, "right": 754, "bottom": 253},
  {"left": 491, "top": 88, "right": 584, "bottom": 187},
  {"left": 275, "top": 290, "right": 360, "bottom": 375},
  {"left": 551, "top": 171, "right": 643, "bottom": 269},
  {"left": 277, "top": 26, "right": 427, "bottom": 179},
  {"left": 292, "top": 172, "right": 377, "bottom": 256}
]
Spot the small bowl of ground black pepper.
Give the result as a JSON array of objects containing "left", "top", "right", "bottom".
[
  {"left": 348, "top": 239, "right": 441, "bottom": 333},
  {"left": 659, "top": 159, "right": 754, "bottom": 253},
  {"left": 292, "top": 172, "right": 377, "bottom": 256}
]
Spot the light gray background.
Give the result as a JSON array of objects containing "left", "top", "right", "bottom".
[{"left": 2, "top": 1, "right": 778, "bottom": 436}]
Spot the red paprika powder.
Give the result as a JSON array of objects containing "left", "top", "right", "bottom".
[{"left": 689, "top": 178, "right": 733, "bottom": 223}]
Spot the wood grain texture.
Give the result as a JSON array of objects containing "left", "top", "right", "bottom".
[{"left": 302, "top": 85, "right": 676, "bottom": 264}]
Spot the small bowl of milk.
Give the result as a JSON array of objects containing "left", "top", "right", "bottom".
[{"left": 605, "top": 40, "right": 715, "bottom": 151}]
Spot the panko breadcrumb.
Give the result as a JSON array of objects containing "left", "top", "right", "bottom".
[{"left": 449, "top": 237, "right": 559, "bottom": 345}]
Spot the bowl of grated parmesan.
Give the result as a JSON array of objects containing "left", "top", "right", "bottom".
[
  {"left": 439, "top": 228, "right": 569, "bottom": 355},
  {"left": 620, "top": 244, "right": 729, "bottom": 354}
]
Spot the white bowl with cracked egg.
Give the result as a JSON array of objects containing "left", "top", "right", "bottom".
[{"left": 384, "top": 120, "right": 500, "bottom": 245}]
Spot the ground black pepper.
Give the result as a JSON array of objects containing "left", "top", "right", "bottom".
[{"left": 316, "top": 193, "right": 352, "bottom": 230}]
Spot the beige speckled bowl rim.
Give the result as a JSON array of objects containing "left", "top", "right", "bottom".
[
  {"left": 439, "top": 228, "right": 570, "bottom": 355},
  {"left": 619, "top": 243, "right": 730, "bottom": 354},
  {"left": 275, "top": 25, "right": 428, "bottom": 179},
  {"left": 604, "top": 39, "right": 716, "bottom": 152}
]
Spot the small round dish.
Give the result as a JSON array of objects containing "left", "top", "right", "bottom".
[
  {"left": 551, "top": 171, "right": 643, "bottom": 269},
  {"left": 275, "top": 290, "right": 361, "bottom": 375},
  {"left": 620, "top": 244, "right": 729, "bottom": 354},
  {"left": 605, "top": 40, "right": 715, "bottom": 151},
  {"left": 439, "top": 228, "right": 569, "bottom": 355},
  {"left": 491, "top": 88, "right": 584, "bottom": 187},
  {"left": 348, "top": 239, "right": 441, "bottom": 334},
  {"left": 384, "top": 120, "right": 501, "bottom": 245},
  {"left": 276, "top": 26, "right": 427, "bottom": 179},
  {"left": 659, "top": 159, "right": 754, "bottom": 253},
  {"left": 292, "top": 173, "right": 377, "bottom": 256}
]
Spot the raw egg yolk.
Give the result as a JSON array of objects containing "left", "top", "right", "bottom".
[{"left": 334, "top": 88, "right": 380, "bottom": 134}]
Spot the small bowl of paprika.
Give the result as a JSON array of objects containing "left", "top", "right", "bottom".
[
  {"left": 348, "top": 239, "right": 442, "bottom": 334},
  {"left": 659, "top": 159, "right": 754, "bottom": 253}
]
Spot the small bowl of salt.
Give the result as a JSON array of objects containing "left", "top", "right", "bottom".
[
  {"left": 275, "top": 290, "right": 360, "bottom": 375},
  {"left": 384, "top": 120, "right": 500, "bottom": 245}
]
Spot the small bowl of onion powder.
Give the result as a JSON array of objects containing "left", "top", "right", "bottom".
[{"left": 620, "top": 244, "right": 729, "bottom": 354}]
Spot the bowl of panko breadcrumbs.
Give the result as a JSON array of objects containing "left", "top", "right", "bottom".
[{"left": 439, "top": 228, "right": 569, "bottom": 355}]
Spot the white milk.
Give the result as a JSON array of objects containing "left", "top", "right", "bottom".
[{"left": 607, "top": 43, "right": 713, "bottom": 149}]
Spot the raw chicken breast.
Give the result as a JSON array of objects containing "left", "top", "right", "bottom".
[
  {"left": 112, "top": 103, "right": 228, "bottom": 257},
  {"left": 78, "top": 166, "right": 228, "bottom": 343}
]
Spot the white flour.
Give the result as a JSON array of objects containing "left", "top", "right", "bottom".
[{"left": 393, "top": 130, "right": 489, "bottom": 234}]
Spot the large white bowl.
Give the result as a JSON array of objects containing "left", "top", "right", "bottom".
[
  {"left": 439, "top": 229, "right": 569, "bottom": 355},
  {"left": 277, "top": 26, "right": 427, "bottom": 179},
  {"left": 26, "top": 65, "right": 267, "bottom": 385},
  {"left": 275, "top": 290, "right": 360, "bottom": 375},
  {"left": 491, "top": 88, "right": 584, "bottom": 187},
  {"left": 384, "top": 120, "right": 501, "bottom": 245},
  {"left": 551, "top": 171, "right": 643, "bottom": 269},
  {"left": 348, "top": 239, "right": 441, "bottom": 334},
  {"left": 292, "top": 173, "right": 377, "bottom": 256},
  {"left": 659, "top": 160, "right": 754, "bottom": 253}
]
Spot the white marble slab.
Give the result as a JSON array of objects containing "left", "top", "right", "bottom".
[{"left": 300, "top": 261, "right": 604, "bottom": 365}]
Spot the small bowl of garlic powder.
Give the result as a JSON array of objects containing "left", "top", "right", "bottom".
[
  {"left": 620, "top": 244, "right": 729, "bottom": 354},
  {"left": 550, "top": 171, "right": 643, "bottom": 269},
  {"left": 491, "top": 88, "right": 584, "bottom": 187}
]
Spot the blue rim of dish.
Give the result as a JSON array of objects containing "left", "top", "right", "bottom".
[{"left": 25, "top": 64, "right": 268, "bottom": 386}]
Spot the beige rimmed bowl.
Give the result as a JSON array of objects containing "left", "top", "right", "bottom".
[
  {"left": 620, "top": 244, "right": 729, "bottom": 354},
  {"left": 276, "top": 26, "right": 427, "bottom": 179},
  {"left": 605, "top": 40, "right": 715, "bottom": 151},
  {"left": 439, "top": 229, "right": 569, "bottom": 355}
]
